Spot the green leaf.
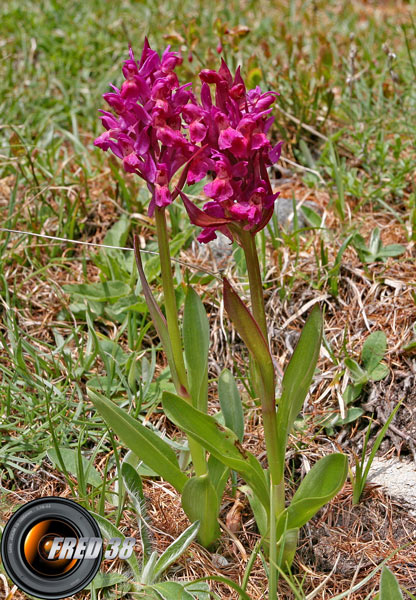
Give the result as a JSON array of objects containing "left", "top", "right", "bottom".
[
  {"left": 162, "top": 392, "right": 269, "bottom": 510},
  {"left": 47, "top": 448, "right": 102, "bottom": 488},
  {"left": 328, "top": 234, "right": 354, "bottom": 296},
  {"left": 121, "top": 461, "right": 152, "bottom": 561},
  {"left": 181, "top": 476, "right": 219, "bottom": 547},
  {"left": 403, "top": 338, "right": 416, "bottom": 352},
  {"left": 276, "top": 453, "right": 347, "bottom": 535},
  {"left": 369, "top": 227, "right": 381, "bottom": 257},
  {"left": 122, "top": 450, "right": 159, "bottom": 478},
  {"left": 345, "top": 358, "right": 368, "bottom": 385},
  {"left": 275, "top": 306, "right": 323, "bottom": 480},
  {"left": 97, "top": 336, "right": 130, "bottom": 365},
  {"left": 222, "top": 277, "right": 275, "bottom": 401},
  {"left": 352, "top": 228, "right": 405, "bottom": 263},
  {"left": 146, "top": 582, "right": 195, "bottom": 599},
  {"left": 88, "top": 388, "right": 187, "bottom": 493},
  {"left": 183, "top": 287, "right": 209, "bottom": 411},
  {"left": 140, "top": 551, "right": 158, "bottom": 585},
  {"left": 218, "top": 369, "right": 244, "bottom": 442},
  {"left": 343, "top": 383, "right": 363, "bottom": 405},
  {"left": 301, "top": 204, "right": 322, "bottom": 227},
  {"left": 207, "top": 455, "right": 229, "bottom": 505},
  {"left": 111, "top": 294, "right": 148, "bottom": 315},
  {"left": 153, "top": 521, "right": 200, "bottom": 581},
  {"left": 68, "top": 300, "right": 105, "bottom": 318},
  {"left": 86, "top": 572, "right": 129, "bottom": 590},
  {"left": 189, "top": 576, "right": 252, "bottom": 600},
  {"left": 137, "top": 463, "right": 159, "bottom": 477},
  {"left": 90, "top": 511, "right": 141, "bottom": 579},
  {"left": 133, "top": 238, "right": 180, "bottom": 391},
  {"left": 240, "top": 485, "right": 268, "bottom": 539},
  {"left": 380, "top": 567, "right": 403, "bottom": 600},
  {"left": 103, "top": 214, "right": 130, "bottom": 247},
  {"left": 144, "top": 580, "right": 210, "bottom": 600},
  {"left": 369, "top": 363, "right": 389, "bottom": 381},
  {"left": 337, "top": 407, "right": 364, "bottom": 425},
  {"left": 352, "top": 233, "right": 367, "bottom": 251},
  {"left": 184, "top": 581, "right": 210, "bottom": 599},
  {"left": 63, "top": 281, "right": 131, "bottom": 301},
  {"left": 362, "top": 331, "right": 387, "bottom": 373},
  {"left": 378, "top": 244, "right": 406, "bottom": 258}
]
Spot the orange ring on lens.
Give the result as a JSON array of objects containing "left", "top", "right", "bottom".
[{"left": 23, "top": 520, "right": 78, "bottom": 577}]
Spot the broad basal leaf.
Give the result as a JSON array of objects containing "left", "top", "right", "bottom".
[
  {"left": 275, "top": 305, "right": 323, "bottom": 480},
  {"left": 380, "top": 567, "right": 403, "bottom": 600},
  {"left": 63, "top": 281, "right": 130, "bottom": 302},
  {"left": 218, "top": 369, "right": 244, "bottom": 442},
  {"left": 276, "top": 453, "right": 347, "bottom": 535},
  {"left": 162, "top": 391, "right": 269, "bottom": 510},
  {"left": 88, "top": 388, "right": 187, "bottom": 493},
  {"left": 182, "top": 476, "right": 219, "bottom": 548},
  {"left": 369, "top": 363, "right": 389, "bottom": 381},
  {"left": 183, "top": 287, "right": 209, "bottom": 411},
  {"left": 103, "top": 214, "right": 131, "bottom": 247}
]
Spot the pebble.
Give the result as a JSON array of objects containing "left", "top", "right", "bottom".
[{"left": 367, "top": 457, "right": 416, "bottom": 516}]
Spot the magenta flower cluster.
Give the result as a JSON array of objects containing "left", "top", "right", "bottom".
[
  {"left": 95, "top": 39, "right": 282, "bottom": 242},
  {"left": 94, "top": 39, "right": 197, "bottom": 216}
]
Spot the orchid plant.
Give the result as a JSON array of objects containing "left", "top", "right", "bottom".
[{"left": 88, "top": 40, "right": 347, "bottom": 596}]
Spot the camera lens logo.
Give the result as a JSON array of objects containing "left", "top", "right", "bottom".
[{"left": 0, "top": 497, "right": 103, "bottom": 599}]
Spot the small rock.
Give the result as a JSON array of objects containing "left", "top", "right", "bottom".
[
  {"left": 208, "top": 232, "right": 234, "bottom": 260},
  {"left": 194, "top": 231, "right": 233, "bottom": 262},
  {"left": 367, "top": 457, "right": 416, "bottom": 516},
  {"left": 211, "top": 553, "right": 230, "bottom": 568}
]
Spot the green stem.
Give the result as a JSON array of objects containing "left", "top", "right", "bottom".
[
  {"left": 261, "top": 400, "right": 281, "bottom": 486},
  {"left": 239, "top": 229, "right": 268, "bottom": 340},
  {"left": 240, "top": 228, "right": 287, "bottom": 569},
  {"left": 154, "top": 207, "right": 207, "bottom": 476},
  {"left": 275, "top": 479, "right": 285, "bottom": 515},
  {"left": 154, "top": 207, "right": 188, "bottom": 391},
  {"left": 269, "top": 481, "right": 278, "bottom": 600},
  {"left": 240, "top": 230, "right": 281, "bottom": 483}
]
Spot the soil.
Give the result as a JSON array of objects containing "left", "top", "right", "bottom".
[{"left": 298, "top": 483, "right": 416, "bottom": 595}]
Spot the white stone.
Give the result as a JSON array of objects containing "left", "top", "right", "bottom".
[{"left": 366, "top": 457, "right": 416, "bottom": 516}]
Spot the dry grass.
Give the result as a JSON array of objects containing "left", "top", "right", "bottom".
[{"left": 1, "top": 161, "right": 416, "bottom": 598}]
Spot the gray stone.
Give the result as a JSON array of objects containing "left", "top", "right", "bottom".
[
  {"left": 193, "top": 231, "right": 233, "bottom": 262},
  {"left": 366, "top": 457, "right": 416, "bottom": 515},
  {"left": 207, "top": 231, "right": 234, "bottom": 260}
]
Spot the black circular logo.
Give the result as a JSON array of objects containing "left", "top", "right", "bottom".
[{"left": 0, "top": 497, "right": 103, "bottom": 599}]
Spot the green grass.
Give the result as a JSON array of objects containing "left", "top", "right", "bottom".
[{"left": 1, "top": 0, "right": 416, "bottom": 597}]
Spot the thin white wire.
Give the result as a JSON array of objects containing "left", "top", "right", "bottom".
[
  {"left": 0, "top": 227, "right": 222, "bottom": 278},
  {"left": 0, "top": 227, "right": 138, "bottom": 252}
]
